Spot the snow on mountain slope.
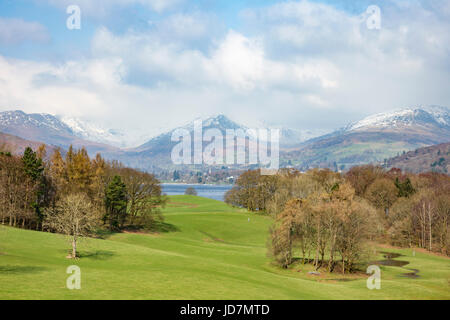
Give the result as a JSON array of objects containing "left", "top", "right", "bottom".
[
  {"left": 58, "top": 116, "right": 131, "bottom": 148},
  {"left": 343, "top": 105, "right": 449, "bottom": 132},
  {"left": 0, "top": 110, "right": 72, "bottom": 134}
]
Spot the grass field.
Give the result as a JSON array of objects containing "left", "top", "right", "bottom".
[{"left": 0, "top": 196, "right": 449, "bottom": 300}]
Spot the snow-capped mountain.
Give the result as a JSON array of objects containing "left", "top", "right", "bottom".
[
  {"left": 133, "top": 114, "right": 245, "bottom": 152},
  {"left": 0, "top": 110, "right": 119, "bottom": 155},
  {"left": 133, "top": 114, "right": 322, "bottom": 152},
  {"left": 343, "top": 105, "right": 449, "bottom": 132},
  {"left": 58, "top": 116, "right": 130, "bottom": 148},
  {"left": 284, "top": 105, "right": 450, "bottom": 171},
  {"left": 0, "top": 110, "right": 73, "bottom": 134},
  {"left": 3, "top": 106, "right": 448, "bottom": 173}
]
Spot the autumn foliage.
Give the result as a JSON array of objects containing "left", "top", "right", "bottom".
[{"left": 226, "top": 166, "right": 449, "bottom": 272}]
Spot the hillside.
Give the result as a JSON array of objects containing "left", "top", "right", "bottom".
[
  {"left": 0, "top": 196, "right": 449, "bottom": 300},
  {"left": 385, "top": 142, "right": 450, "bottom": 174},
  {"left": 2, "top": 107, "right": 449, "bottom": 174},
  {"left": 0, "top": 110, "right": 121, "bottom": 157},
  {"left": 282, "top": 106, "right": 450, "bottom": 171},
  {"left": 0, "top": 132, "right": 58, "bottom": 156}
]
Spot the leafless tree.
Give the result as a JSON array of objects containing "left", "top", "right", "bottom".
[{"left": 44, "top": 193, "right": 98, "bottom": 259}]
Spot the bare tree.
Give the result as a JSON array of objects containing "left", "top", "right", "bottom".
[{"left": 44, "top": 193, "right": 98, "bottom": 259}]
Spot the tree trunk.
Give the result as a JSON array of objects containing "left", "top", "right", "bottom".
[
  {"left": 428, "top": 203, "right": 432, "bottom": 251},
  {"left": 72, "top": 238, "right": 77, "bottom": 259},
  {"left": 328, "top": 233, "right": 336, "bottom": 272},
  {"left": 314, "top": 222, "right": 320, "bottom": 268}
]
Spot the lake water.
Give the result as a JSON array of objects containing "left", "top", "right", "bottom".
[{"left": 162, "top": 184, "right": 233, "bottom": 202}]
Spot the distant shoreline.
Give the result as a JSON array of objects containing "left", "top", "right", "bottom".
[{"left": 161, "top": 182, "right": 234, "bottom": 186}]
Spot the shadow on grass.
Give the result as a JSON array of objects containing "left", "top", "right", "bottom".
[
  {"left": 147, "top": 221, "right": 180, "bottom": 233},
  {"left": 78, "top": 250, "right": 115, "bottom": 260},
  {"left": 93, "top": 222, "right": 179, "bottom": 240},
  {"left": 0, "top": 265, "right": 48, "bottom": 274}
]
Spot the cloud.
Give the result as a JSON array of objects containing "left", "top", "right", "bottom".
[
  {"left": 0, "top": 18, "right": 50, "bottom": 45},
  {"left": 91, "top": 26, "right": 338, "bottom": 93},
  {"left": 1, "top": 0, "right": 449, "bottom": 137}
]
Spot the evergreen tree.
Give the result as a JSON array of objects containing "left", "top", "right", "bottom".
[
  {"left": 22, "top": 147, "right": 44, "bottom": 181},
  {"left": 104, "top": 175, "right": 128, "bottom": 230},
  {"left": 395, "top": 177, "right": 415, "bottom": 198},
  {"left": 22, "top": 147, "right": 45, "bottom": 228}
]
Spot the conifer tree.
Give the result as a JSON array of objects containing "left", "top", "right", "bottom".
[
  {"left": 104, "top": 175, "right": 128, "bottom": 230},
  {"left": 22, "top": 147, "right": 45, "bottom": 228}
]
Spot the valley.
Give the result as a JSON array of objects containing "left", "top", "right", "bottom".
[{"left": 1, "top": 196, "right": 448, "bottom": 300}]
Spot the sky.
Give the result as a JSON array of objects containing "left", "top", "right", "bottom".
[{"left": 0, "top": 0, "right": 449, "bottom": 144}]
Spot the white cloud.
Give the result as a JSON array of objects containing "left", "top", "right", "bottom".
[
  {"left": 1, "top": 0, "right": 449, "bottom": 138},
  {"left": 0, "top": 18, "right": 50, "bottom": 45},
  {"left": 91, "top": 26, "right": 339, "bottom": 93}
]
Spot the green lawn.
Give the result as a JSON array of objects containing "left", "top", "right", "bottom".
[{"left": 0, "top": 196, "right": 449, "bottom": 300}]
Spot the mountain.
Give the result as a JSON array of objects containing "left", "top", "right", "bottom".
[
  {"left": 119, "top": 115, "right": 248, "bottom": 170},
  {"left": 119, "top": 114, "right": 329, "bottom": 171},
  {"left": 384, "top": 142, "right": 450, "bottom": 174},
  {"left": 3, "top": 107, "right": 449, "bottom": 174},
  {"left": 58, "top": 116, "right": 127, "bottom": 148},
  {"left": 282, "top": 105, "right": 450, "bottom": 171},
  {"left": 58, "top": 116, "right": 156, "bottom": 148},
  {"left": 279, "top": 128, "right": 329, "bottom": 148},
  {"left": 133, "top": 114, "right": 244, "bottom": 152},
  {"left": 0, "top": 110, "right": 120, "bottom": 156},
  {"left": 342, "top": 105, "right": 449, "bottom": 132}
]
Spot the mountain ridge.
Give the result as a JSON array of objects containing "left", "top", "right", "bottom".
[{"left": 1, "top": 106, "right": 449, "bottom": 173}]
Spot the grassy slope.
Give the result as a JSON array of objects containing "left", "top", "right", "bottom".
[{"left": 0, "top": 196, "right": 449, "bottom": 300}]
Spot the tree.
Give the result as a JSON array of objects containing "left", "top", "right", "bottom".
[
  {"left": 270, "top": 199, "right": 302, "bottom": 268},
  {"left": 395, "top": 177, "right": 415, "bottom": 198},
  {"left": 71, "top": 147, "right": 93, "bottom": 193},
  {"left": 22, "top": 147, "right": 44, "bottom": 181},
  {"left": 365, "top": 178, "right": 398, "bottom": 215},
  {"left": 185, "top": 187, "right": 198, "bottom": 196},
  {"left": 119, "top": 168, "right": 165, "bottom": 228},
  {"left": 225, "top": 170, "right": 278, "bottom": 212},
  {"left": 91, "top": 153, "right": 108, "bottom": 212},
  {"left": 22, "top": 147, "right": 46, "bottom": 229},
  {"left": 44, "top": 193, "right": 98, "bottom": 259},
  {"left": 104, "top": 175, "right": 128, "bottom": 230},
  {"left": 173, "top": 170, "right": 180, "bottom": 181},
  {"left": 49, "top": 148, "right": 67, "bottom": 193},
  {"left": 269, "top": 181, "right": 374, "bottom": 273},
  {"left": 0, "top": 153, "right": 34, "bottom": 227},
  {"left": 266, "top": 171, "right": 320, "bottom": 217},
  {"left": 36, "top": 144, "right": 47, "bottom": 160},
  {"left": 346, "top": 165, "right": 383, "bottom": 196}
]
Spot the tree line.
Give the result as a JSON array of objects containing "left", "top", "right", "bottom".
[
  {"left": 225, "top": 166, "right": 449, "bottom": 272},
  {"left": 0, "top": 145, "right": 165, "bottom": 258}
]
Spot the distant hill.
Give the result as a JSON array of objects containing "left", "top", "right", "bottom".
[
  {"left": 282, "top": 106, "right": 450, "bottom": 171},
  {"left": 0, "top": 132, "right": 59, "bottom": 157},
  {"left": 384, "top": 142, "right": 450, "bottom": 174},
  {"left": 0, "top": 110, "right": 121, "bottom": 157}
]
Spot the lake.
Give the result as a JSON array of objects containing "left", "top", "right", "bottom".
[{"left": 161, "top": 184, "right": 233, "bottom": 202}]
